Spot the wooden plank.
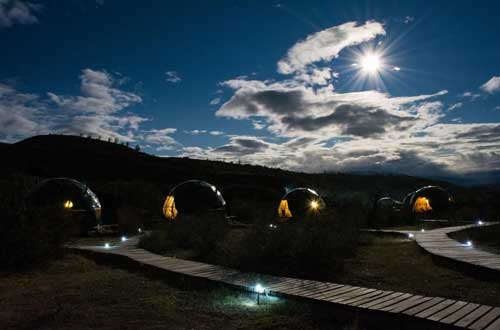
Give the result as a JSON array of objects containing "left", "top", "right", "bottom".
[
  {"left": 348, "top": 291, "right": 395, "bottom": 307},
  {"left": 403, "top": 297, "right": 446, "bottom": 316},
  {"left": 315, "top": 286, "right": 360, "bottom": 300},
  {"left": 382, "top": 296, "right": 432, "bottom": 313},
  {"left": 427, "top": 301, "right": 469, "bottom": 322},
  {"left": 414, "top": 299, "right": 456, "bottom": 319},
  {"left": 359, "top": 292, "right": 406, "bottom": 309},
  {"left": 469, "top": 307, "right": 500, "bottom": 330},
  {"left": 286, "top": 283, "right": 343, "bottom": 296},
  {"left": 368, "top": 293, "right": 414, "bottom": 310},
  {"left": 328, "top": 288, "right": 377, "bottom": 304},
  {"left": 484, "top": 316, "right": 500, "bottom": 330},
  {"left": 282, "top": 281, "right": 330, "bottom": 295},
  {"left": 344, "top": 290, "right": 392, "bottom": 306},
  {"left": 454, "top": 305, "right": 492, "bottom": 328},
  {"left": 441, "top": 303, "right": 480, "bottom": 325}
]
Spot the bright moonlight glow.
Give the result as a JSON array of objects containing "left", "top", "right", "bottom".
[{"left": 360, "top": 54, "right": 381, "bottom": 73}]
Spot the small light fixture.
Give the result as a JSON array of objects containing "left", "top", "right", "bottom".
[
  {"left": 63, "top": 200, "right": 74, "bottom": 209},
  {"left": 121, "top": 236, "right": 127, "bottom": 242},
  {"left": 466, "top": 241, "right": 473, "bottom": 247},
  {"left": 104, "top": 243, "right": 110, "bottom": 249},
  {"left": 310, "top": 200, "right": 319, "bottom": 210},
  {"left": 255, "top": 284, "right": 266, "bottom": 305},
  {"left": 138, "top": 228, "right": 142, "bottom": 233},
  {"left": 478, "top": 220, "right": 483, "bottom": 226},
  {"left": 408, "top": 233, "right": 414, "bottom": 239},
  {"left": 421, "top": 229, "right": 425, "bottom": 233}
]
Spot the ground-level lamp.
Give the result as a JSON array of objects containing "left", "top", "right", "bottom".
[
  {"left": 121, "top": 236, "right": 127, "bottom": 242},
  {"left": 466, "top": 240, "right": 473, "bottom": 247},
  {"left": 408, "top": 233, "right": 414, "bottom": 239},
  {"left": 104, "top": 242, "right": 111, "bottom": 249},
  {"left": 255, "top": 284, "right": 266, "bottom": 305}
]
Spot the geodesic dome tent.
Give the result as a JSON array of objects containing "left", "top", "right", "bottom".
[
  {"left": 25, "top": 178, "right": 102, "bottom": 231},
  {"left": 277, "top": 188, "right": 325, "bottom": 218},
  {"left": 376, "top": 197, "right": 403, "bottom": 211},
  {"left": 162, "top": 180, "right": 226, "bottom": 220},
  {"left": 404, "top": 186, "right": 453, "bottom": 214}
]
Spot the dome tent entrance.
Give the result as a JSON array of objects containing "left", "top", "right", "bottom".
[
  {"left": 404, "top": 186, "right": 453, "bottom": 215},
  {"left": 25, "top": 177, "right": 102, "bottom": 232},
  {"left": 162, "top": 180, "right": 226, "bottom": 220},
  {"left": 277, "top": 188, "right": 325, "bottom": 219}
]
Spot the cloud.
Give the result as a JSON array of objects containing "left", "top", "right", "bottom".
[
  {"left": 143, "top": 128, "right": 179, "bottom": 150},
  {"left": 209, "top": 130, "right": 224, "bottom": 136},
  {"left": 480, "top": 76, "right": 500, "bottom": 94},
  {"left": 165, "top": 71, "right": 181, "bottom": 83},
  {"left": 459, "top": 91, "right": 481, "bottom": 101},
  {"left": 0, "top": 69, "right": 183, "bottom": 150},
  {"left": 0, "top": 83, "right": 47, "bottom": 141},
  {"left": 404, "top": 16, "right": 414, "bottom": 24},
  {"left": 217, "top": 78, "right": 446, "bottom": 139},
  {"left": 277, "top": 21, "right": 385, "bottom": 74},
  {"left": 448, "top": 102, "right": 463, "bottom": 111},
  {"left": 48, "top": 68, "right": 142, "bottom": 115},
  {"left": 209, "top": 97, "right": 221, "bottom": 105},
  {"left": 0, "top": 0, "right": 42, "bottom": 28}
]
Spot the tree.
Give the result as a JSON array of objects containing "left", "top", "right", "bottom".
[{"left": 135, "top": 144, "right": 141, "bottom": 152}]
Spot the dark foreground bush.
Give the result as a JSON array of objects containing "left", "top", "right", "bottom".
[
  {"left": 140, "top": 210, "right": 359, "bottom": 281},
  {"left": 220, "top": 212, "right": 359, "bottom": 280},
  {"left": 0, "top": 207, "right": 80, "bottom": 270},
  {"left": 139, "top": 211, "right": 227, "bottom": 260}
]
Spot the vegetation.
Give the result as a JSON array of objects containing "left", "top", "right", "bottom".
[
  {"left": 0, "top": 254, "right": 362, "bottom": 330},
  {"left": 449, "top": 224, "right": 500, "bottom": 254}
]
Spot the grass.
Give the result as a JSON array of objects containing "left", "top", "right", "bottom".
[
  {"left": 0, "top": 254, "right": 360, "bottom": 330},
  {"left": 449, "top": 224, "right": 500, "bottom": 254},
  {"left": 333, "top": 234, "right": 500, "bottom": 306}
]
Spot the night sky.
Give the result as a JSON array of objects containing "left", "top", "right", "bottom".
[{"left": 1, "top": 0, "right": 499, "bottom": 178}]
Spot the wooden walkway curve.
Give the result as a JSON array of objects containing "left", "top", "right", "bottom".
[
  {"left": 71, "top": 232, "right": 500, "bottom": 330},
  {"left": 414, "top": 223, "right": 500, "bottom": 273}
]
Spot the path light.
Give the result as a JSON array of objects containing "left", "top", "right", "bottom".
[
  {"left": 408, "top": 233, "right": 414, "bottom": 239},
  {"left": 104, "top": 242, "right": 110, "bottom": 249},
  {"left": 310, "top": 200, "right": 319, "bottom": 210},
  {"left": 466, "top": 241, "right": 473, "bottom": 247},
  {"left": 421, "top": 229, "right": 425, "bottom": 233},
  {"left": 478, "top": 220, "right": 483, "bottom": 226},
  {"left": 138, "top": 228, "right": 142, "bottom": 233},
  {"left": 255, "top": 283, "right": 266, "bottom": 305},
  {"left": 121, "top": 236, "right": 127, "bottom": 242}
]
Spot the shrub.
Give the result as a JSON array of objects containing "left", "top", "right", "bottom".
[
  {"left": 220, "top": 211, "right": 359, "bottom": 280},
  {"left": 139, "top": 211, "right": 227, "bottom": 260}
]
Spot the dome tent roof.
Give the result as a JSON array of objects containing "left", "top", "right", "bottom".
[
  {"left": 25, "top": 178, "right": 102, "bottom": 228},
  {"left": 376, "top": 197, "right": 402, "bottom": 209},
  {"left": 163, "top": 180, "right": 226, "bottom": 220},
  {"left": 278, "top": 188, "right": 325, "bottom": 218}
]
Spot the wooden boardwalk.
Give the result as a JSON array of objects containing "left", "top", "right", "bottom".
[
  {"left": 414, "top": 223, "right": 500, "bottom": 273},
  {"left": 71, "top": 233, "right": 500, "bottom": 330}
]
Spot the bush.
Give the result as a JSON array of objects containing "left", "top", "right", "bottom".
[
  {"left": 218, "top": 211, "right": 359, "bottom": 280},
  {"left": 139, "top": 211, "right": 227, "bottom": 260},
  {"left": 0, "top": 206, "right": 80, "bottom": 271}
]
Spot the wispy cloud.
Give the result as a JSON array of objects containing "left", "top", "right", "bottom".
[
  {"left": 0, "top": 0, "right": 42, "bottom": 28},
  {"left": 209, "top": 97, "right": 221, "bottom": 105},
  {"left": 165, "top": 71, "right": 182, "bottom": 83},
  {"left": 277, "top": 21, "right": 385, "bottom": 74},
  {"left": 448, "top": 102, "right": 463, "bottom": 111},
  {"left": 480, "top": 76, "right": 500, "bottom": 94}
]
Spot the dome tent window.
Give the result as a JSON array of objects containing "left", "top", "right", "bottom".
[
  {"left": 162, "top": 180, "right": 226, "bottom": 220},
  {"left": 413, "top": 197, "right": 432, "bottom": 213},
  {"left": 277, "top": 188, "right": 325, "bottom": 219},
  {"left": 25, "top": 178, "right": 102, "bottom": 234}
]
